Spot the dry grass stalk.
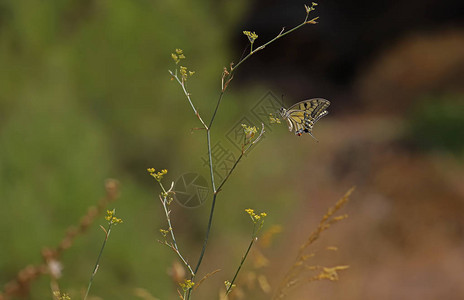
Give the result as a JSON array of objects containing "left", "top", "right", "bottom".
[
  {"left": 193, "top": 269, "right": 221, "bottom": 291},
  {"left": 273, "top": 187, "right": 355, "bottom": 299}
]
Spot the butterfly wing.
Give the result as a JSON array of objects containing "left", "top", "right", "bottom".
[
  {"left": 284, "top": 109, "right": 306, "bottom": 134},
  {"left": 286, "top": 98, "right": 330, "bottom": 137}
]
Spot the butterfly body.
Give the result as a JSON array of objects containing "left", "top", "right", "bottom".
[{"left": 279, "top": 98, "right": 330, "bottom": 139}]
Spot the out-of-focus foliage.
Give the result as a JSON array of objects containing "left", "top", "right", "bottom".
[
  {"left": 0, "top": 1, "right": 250, "bottom": 299},
  {"left": 408, "top": 94, "right": 464, "bottom": 154}
]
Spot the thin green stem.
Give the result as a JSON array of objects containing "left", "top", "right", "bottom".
[
  {"left": 172, "top": 9, "right": 316, "bottom": 300},
  {"left": 84, "top": 223, "right": 112, "bottom": 300},
  {"left": 184, "top": 131, "right": 218, "bottom": 300},
  {"left": 217, "top": 125, "right": 264, "bottom": 193},
  {"left": 186, "top": 126, "right": 264, "bottom": 300},
  {"left": 216, "top": 123, "right": 265, "bottom": 193},
  {"left": 184, "top": 192, "right": 217, "bottom": 300},
  {"left": 216, "top": 152, "right": 243, "bottom": 194},
  {"left": 187, "top": 130, "right": 217, "bottom": 279},
  {"left": 193, "top": 192, "right": 217, "bottom": 275},
  {"left": 169, "top": 70, "right": 208, "bottom": 130},
  {"left": 206, "top": 130, "right": 217, "bottom": 193},
  {"left": 226, "top": 237, "right": 256, "bottom": 295},
  {"left": 208, "top": 91, "right": 226, "bottom": 129},
  {"left": 186, "top": 131, "right": 217, "bottom": 286},
  {"left": 158, "top": 182, "right": 195, "bottom": 276},
  {"left": 231, "top": 15, "right": 317, "bottom": 73}
]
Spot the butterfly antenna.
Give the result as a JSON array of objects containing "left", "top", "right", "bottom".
[
  {"left": 272, "top": 94, "right": 285, "bottom": 117},
  {"left": 308, "top": 131, "right": 319, "bottom": 143}
]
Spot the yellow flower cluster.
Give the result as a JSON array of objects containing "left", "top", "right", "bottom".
[
  {"left": 53, "top": 291, "right": 71, "bottom": 300},
  {"left": 147, "top": 168, "right": 168, "bottom": 182},
  {"left": 241, "top": 124, "right": 258, "bottom": 140},
  {"left": 269, "top": 113, "right": 281, "bottom": 124},
  {"left": 179, "top": 279, "right": 195, "bottom": 291},
  {"left": 171, "top": 48, "right": 185, "bottom": 64},
  {"left": 159, "top": 228, "right": 170, "bottom": 237},
  {"left": 305, "top": 2, "right": 318, "bottom": 14},
  {"left": 179, "top": 66, "right": 195, "bottom": 81},
  {"left": 245, "top": 208, "right": 267, "bottom": 223},
  {"left": 243, "top": 31, "right": 258, "bottom": 44},
  {"left": 171, "top": 49, "right": 195, "bottom": 81},
  {"left": 105, "top": 209, "right": 123, "bottom": 225}
]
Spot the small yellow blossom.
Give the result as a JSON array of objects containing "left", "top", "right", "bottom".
[
  {"left": 172, "top": 49, "right": 186, "bottom": 64},
  {"left": 53, "top": 291, "right": 71, "bottom": 300},
  {"left": 269, "top": 113, "right": 281, "bottom": 124},
  {"left": 305, "top": 2, "right": 318, "bottom": 14},
  {"left": 180, "top": 66, "right": 187, "bottom": 78},
  {"left": 179, "top": 279, "right": 195, "bottom": 291},
  {"left": 241, "top": 124, "right": 258, "bottom": 140},
  {"left": 243, "top": 31, "right": 258, "bottom": 44},
  {"left": 105, "top": 209, "right": 114, "bottom": 221},
  {"left": 179, "top": 66, "right": 195, "bottom": 81},
  {"left": 111, "top": 216, "right": 123, "bottom": 224},
  {"left": 245, "top": 208, "right": 268, "bottom": 224},
  {"left": 147, "top": 168, "right": 168, "bottom": 182},
  {"left": 170, "top": 49, "right": 195, "bottom": 80},
  {"left": 160, "top": 229, "right": 170, "bottom": 237},
  {"left": 171, "top": 53, "right": 179, "bottom": 64},
  {"left": 105, "top": 209, "right": 123, "bottom": 224},
  {"left": 224, "top": 280, "right": 236, "bottom": 290},
  {"left": 165, "top": 191, "right": 175, "bottom": 205}
]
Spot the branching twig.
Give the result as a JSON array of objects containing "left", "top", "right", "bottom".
[
  {"left": 168, "top": 5, "right": 320, "bottom": 299},
  {"left": 158, "top": 182, "right": 195, "bottom": 276}
]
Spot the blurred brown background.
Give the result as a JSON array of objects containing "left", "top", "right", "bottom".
[{"left": 0, "top": 0, "right": 463, "bottom": 299}]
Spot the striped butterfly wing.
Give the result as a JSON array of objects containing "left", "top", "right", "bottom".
[{"left": 286, "top": 98, "right": 330, "bottom": 137}]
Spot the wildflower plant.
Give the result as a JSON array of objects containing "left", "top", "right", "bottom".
[
  {"left": 224, "top": 209, "right": 268, "bottom": 296},
  {"left": 147, "top": 168, "right": 195, "bottom": 282},
  {"left": 148, "top": 3, "right": 347, "bottom": 299},
  {"left": 84, "top": 209, "right": 123, "bottom": 300}
]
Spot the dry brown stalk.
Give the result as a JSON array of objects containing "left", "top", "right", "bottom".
[{"left": 273, "top": 187, "right": 355, "bottom": 300}]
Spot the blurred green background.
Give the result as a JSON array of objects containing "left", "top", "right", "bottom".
[{"left": 1, "top": 0, "right": 463, "bottom": 299}]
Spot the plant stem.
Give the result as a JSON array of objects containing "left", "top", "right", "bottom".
[
  {"left": 208, "top": 91, "right": 226, "bottom": 129},
  {"left": 84, "top": 223, "right": 112, "bottom": 300},
  {"left": 231, "top": 16, "right": 317, "bottom": 73},
  {"left": 226, "top": 237, "right": 256, "bottom": 295},
  {"left": 172, "top": 10, "right": 316, "bottom": 299},
  {"left": 158, "top": 183, "right": 195, "bottom": 276},
  {"left": 193, "top": 192, "right": 217, "bottom": 275},
  {"left": 169, "top": 70, "right": 208, "bottom": 130},
  {"left": 216, "top": 152, "right": 243, "bottom": 193},
  {"left": 206, "top": 130, "right": 217, "bottom": 193}
]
